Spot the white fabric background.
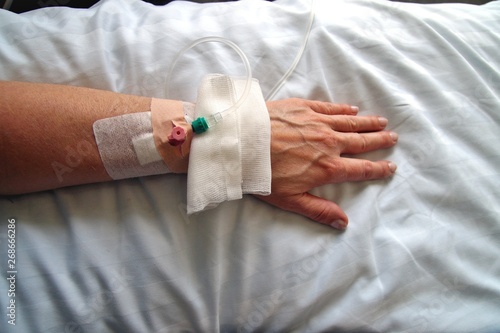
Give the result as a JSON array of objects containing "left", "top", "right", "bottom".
[{"left": 0, "top": 0, "right": 499, "bottom": 332}]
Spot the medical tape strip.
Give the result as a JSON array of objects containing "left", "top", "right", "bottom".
[
  {"left": 187, "top": 74, "right": 271, "bottom": 214},
  {"left": 150, "top": 98, "right": 192, "bottom": 173},
  {"left": 93, "top": 111, "right": 170, "bottom": 180}
]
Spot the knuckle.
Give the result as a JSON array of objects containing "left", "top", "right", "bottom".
[
  {"left": 347, "top": 118, "right": 358, "bottom": 131},
  {"left": 320, "top": 133, "right": 334, "bottom": 146},
  {"left": 311, "top": 206, "right": 334, "bottom": 224},
  {"left": 329, "top": 158, "right": 348, "bottom": 182},
  {"left": 362, "top": 161, "right": 375, "bottom": 179},
  {"left": 358, "top": 134, "right": 369, "bottom": 151},
  {"left": 320, "top": 132, "right": 341, "bottom": 148},
  {"left": 318, "top": 156, "right": 336, "bottom": 174}
]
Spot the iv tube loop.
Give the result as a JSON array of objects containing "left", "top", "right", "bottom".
[
  {"left": 265, "top": 0, "right": 316, "bottom": 101},
  {"left": 165, "top": 36, "right": 253, "bottom": 131}
]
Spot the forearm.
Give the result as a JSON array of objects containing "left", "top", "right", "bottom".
[
  {"left": 0, "top": 80, "right": 398, "bottom": 229},
  {"left": 0, "top": 81, "right": 184, "bottom": 195}
]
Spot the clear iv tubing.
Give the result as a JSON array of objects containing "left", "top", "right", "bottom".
[
  {"left": 265, "top": 0, "right": 315, "bottom": 101},
  {"left": 165, "top": 36, "right": 252, "bottom": 134},
  {"left": 165, "top": 0, "right": 315, "bottom": 132}
]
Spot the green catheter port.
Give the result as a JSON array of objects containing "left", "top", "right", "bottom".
[{"left": 191, "top": 117, "right": 209, "bottom": 134}]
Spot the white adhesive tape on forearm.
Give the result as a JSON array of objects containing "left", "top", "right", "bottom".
[
  {"left": 187, "top": 74, "right": 271, "bottom": 214},
  {"left": 93, "top": 112, "right": 171, "bottom": 179}
]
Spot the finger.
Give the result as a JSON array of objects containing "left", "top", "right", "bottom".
[
  {"left": 256, "top": 192, "right": 349, "bottom": 230},
  {"left": 341, "top": 131, "right": 398, "bottom": 154},
  {"left": 327, "top": 115, "right": 388, "bottom": 133},
  {"left": 304, "top": 100, "right": 359, "bottom": 116},
  {"left": 284, "top": 193, "right": 349, "bottom": 230},
  {"left": 329, "top": 159, "right": 397, "bottom": 183}
]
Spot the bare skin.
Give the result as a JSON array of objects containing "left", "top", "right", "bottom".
[
  {"left": 259, "top": 99, "right": 398, "bottom": 229},
  {"left": 0, "top": 81, "right": 397, "bottom": 229},
  {"left": 0, "top": 81, "right": 154, "bottom": 194}
]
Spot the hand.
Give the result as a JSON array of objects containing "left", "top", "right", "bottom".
[{"left": 255, "top": 99, "right": 398, "bottom": 230}]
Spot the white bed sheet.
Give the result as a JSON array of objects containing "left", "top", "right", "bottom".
[{"left": 1, "top": 0, "right": 500, "bottom": 332}]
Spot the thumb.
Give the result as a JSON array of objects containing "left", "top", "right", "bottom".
[
  {"left": 256, "top": 192, "right": 349, "bottom": 230},
  {"left": 291, "top": 193, "right": 349, "bottom": 230}
]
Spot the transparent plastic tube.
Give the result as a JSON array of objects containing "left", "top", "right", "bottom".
[
  {"left": 265, "top": 0, "right": 316, "bottom": 101},
  {"left": 166, "top": 36, "right": 252, "bottom": 134}
]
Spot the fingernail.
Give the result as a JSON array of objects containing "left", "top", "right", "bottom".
[
  {"left": 350, "top": 106, "right": 359, "bottom": 113},
  {"left": 390, "top": 132, "right": 399, "bottom": 142},
  {"left": 378, "top": 117, "right": 388, "bottom": 127},
  {"left": 388, "top": 162, "right": 397, "bottom": 173},
  {"left": 330, "top": 219, "right": 348, "bottom": 230}
]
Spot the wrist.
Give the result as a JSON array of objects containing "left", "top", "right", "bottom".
[{"left": 186, "top": 74, "right": 271, "bottom": 213}]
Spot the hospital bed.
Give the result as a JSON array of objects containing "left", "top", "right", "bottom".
[{"left": 1, "top": 0, "right": 499, "bottom": 331}]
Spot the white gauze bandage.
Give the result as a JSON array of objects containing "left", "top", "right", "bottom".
[
  {"left": 93, "top": 112, "right": 171, "bottom": 179},
  {"left": 187, "top": 74, "right": 271, "bottom": 213}
]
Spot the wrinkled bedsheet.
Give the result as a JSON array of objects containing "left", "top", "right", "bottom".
[{"left": 1, "top": 0, "right": 499, "bottom": 331}]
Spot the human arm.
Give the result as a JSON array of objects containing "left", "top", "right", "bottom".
[
  {"left": 0, "top": 81, "right": 398, "bottom": 229},
  {"left": 0, "top": 81, "right": 187, "bottom": 194}
]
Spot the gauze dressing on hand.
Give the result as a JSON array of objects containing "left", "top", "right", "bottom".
[{"left": 187, "top": 74, "right": 271, "bottom": 213}]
